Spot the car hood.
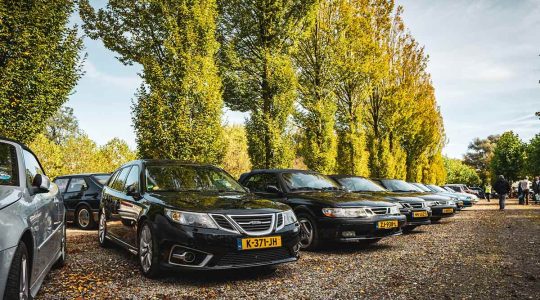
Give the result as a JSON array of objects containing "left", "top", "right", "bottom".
[
  {"left": 0, "top": 188, "right": 22, "bottom": 210},
  {"left": 437, "top": 192, "right": 473, "bottom": 200},
  {"left": 289, "top": 191, "right": 394, "bottom": 208},
  {"left": 145, "top": 191, "right": 290, "bottom": 213},
  {"left": 353, "top": 191, "right": 425, "bottom": 203}
]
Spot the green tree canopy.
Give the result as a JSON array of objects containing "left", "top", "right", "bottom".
[
  {"left": 45, "top": 106, "right": 80, "bottom": 145},
  {"left": 463, "top": 134, "right": 499, "bottom": 184},
  {"left": 443, "top": 157, "right": 481, "bottom": 186},
  {"left": 490, "top": 131, "right": 525, "bottom": 182},
  {"left": 525, "top": 133, "right": 540, "bottom": 176},
  {"left": 0, "top": 0, "right": 84, "bottom": 143}
]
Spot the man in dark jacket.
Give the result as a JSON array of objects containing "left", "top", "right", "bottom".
[
  {"left": 533, "top": 176, "right": 540, "bottom": 204},
  {"left": 494, "top": 175, "right": 511, "bottom": 210}
]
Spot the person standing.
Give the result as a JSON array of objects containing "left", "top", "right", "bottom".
[
  {"left": 494, "top": 175, "right": 511, "bottom": 210},
  {"left": 533, "top": 176, "right": 540, "bottom": 204},
  {"left": 520, "top": 176, "right": 530, "bottom": 205},
  {"left": 485, "top": 184, "right": 492, "bottom": 202}
]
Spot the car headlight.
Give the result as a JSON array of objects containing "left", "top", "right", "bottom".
[
  {"left": 395, "top": 203, "right": 404, "bottom": 209},
  {"left": 164, "top": 208, "right": 217, "bottom": 229},
  {"left": 322, "top": 208, "right": 372, "bottom": 218},
  {"left": 282, "top": 210, "right": 297, "bottom": 225},
  {"left": 447, "top": 200, "right": 455, "bottom": 205},
  {"left": 425, "top": 201, "right": 435, "bottom": 207},
  {"left": 389, "top": 206, "right": 400, "bottom": 214}
]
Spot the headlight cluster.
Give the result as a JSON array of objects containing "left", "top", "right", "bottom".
[
  {"left": 322, "top": 207, "right": 372, "bottom": 218},
  {"left": 425, "top": 201, "right": 435, "bottom": 207},
  {"left": 388, "top": 206, "right": 400, "bottom": 214},
  {"left": 165, "top": 209, "right": 217, "bottom": 229},
  {"left": 447, "top": 200, "right": 455, "bottom": 206},
  {"left": 395, "top": 202, "right": 404, "bottom": 209},
  {"left": 282, "top": 210, "right": 298, "bottom": 226}
]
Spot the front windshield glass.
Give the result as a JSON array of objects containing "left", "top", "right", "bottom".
[
  {"left": 145, "top": 165, "right": 245, "bottom": 193},
  {"left": 337, "top": 177, "right": 386, "bottom": 192},
  {"left": 92, "top": 174, "right": 111, "bottom": 185},
  {"left": 412, "top": 183, "right": 431, "bottom": 192},
  {"left": 444, "top": 187, "right": 457, "bottom": 193},
  {"left": 282, "top": 172, "right": 341, "bottom": 191},
  {"left": 381, "top": 179, "right": 419, "bottom": 192},
  {"left": 428, "top": 185, "right": 448, "bottom": 193}
]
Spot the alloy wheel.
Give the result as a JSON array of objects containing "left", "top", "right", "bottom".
[
  {"left": 139, "top": 225, "right": 153, "bottom": 273},
  {"left": 298, "top": 218, "right": 314, "bottom": 249},
  {"left": 78, "top": 208, "right": 91, "bottom": 228},
  {"left": 98, "top": 212, "right": 106, "bottom": 244},
  {"left": 19, "top": 252, "right": 29, "bottom": 300}
]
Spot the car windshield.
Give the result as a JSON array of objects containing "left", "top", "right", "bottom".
[
  {"left": 444, "top": 187, "right": 457, "bottom": 193},
  {"left": 92, "top": 174, "right": 111, "bottom": 185},
  {"left": 381, "top": 179, "right": 419, "bottom": 193},
  {"left": 282, "top": 172, "right": 342, "bottom": 191},
  {"left": 412, "top": 183, "right": 431, "bottom": 192},
  {"left": 336, "top": 177, "right": 386, "bottom": 192},
  {"left": 427, "top": 185, "right": 448, "bottom": 193},
  {"left": 145, "top": 165, "right": 245, "bottom": 193}
]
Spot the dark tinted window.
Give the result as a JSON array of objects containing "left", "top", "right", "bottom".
[
  {"left": 22, "top": 149, "right": 44, "bottom": 188},
  {"left": 54, "top": 178, "right": 70, "bottom": 192},
  {"left": 244, "top": 173, "right": 280, "bottom": 193},
  {"left": 124, "top": 166, "right": 140, "bottom": 193},
  {"left": 67, "top": 178, "right": 88, "bottom": 193},
  {"left": 92, "top": 174, "right": 111, "bottom": 185},
  {"left": 110, "top": 167, "right": 131, "bottom": 191},
  {"left": 0, "top": 142, "right": 18, "bottom": 186},
  {"left": 337, "top": 177, "right": 386, "bottom": 192},
  {"left": 282, "top": 172, "right": 340, "bottom": 191}
]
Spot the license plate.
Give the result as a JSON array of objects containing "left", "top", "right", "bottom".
[
  {"left": 377, "top": 220, "right": 398, "bottom": 229},
  {"left": 237, "top": 236, "right": 282, "bottom": 250},
  {"left": 443, "top": 208, "right": 454, "bottom": 214},
  {"left": 413, "top": 211, "right": 428, "bottom": 218}
]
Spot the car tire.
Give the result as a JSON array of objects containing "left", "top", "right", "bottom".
[
  {"left": 98, "top": 210, "right": 112, "bottom": 248},
  {"left": 138, "top": 221, "right": 161, "bottom": 278},
  {"left": 4, "top": 241, "right": 32, "bottom": 300},
  {"left": 297, "top": 213, "right": 320, "bottom": 250},
  {"left": 402, "top": 226, "right": 417, "bottom": 233},
  {"left": 53, "top": 220, "right": 67, "bottom": 269},
  {"left": 75, "top": 205, "right": 96, "bottom": 230}
]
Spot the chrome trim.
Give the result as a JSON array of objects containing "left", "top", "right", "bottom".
[
  {"left": 227, "top": 213, "right": 276, "bottom": 236},
  {"left": 209, "top": 214, "right": 240, "bottom": 234},
  {"left": 275, "top": 212, "right": 285, "bottom": 231},
  {"left": 168, "top": 245, "right": 213, "bottom": 268}
]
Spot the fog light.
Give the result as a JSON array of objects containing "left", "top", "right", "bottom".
[
  {"left": 342, "top": 231, "right": 356, "bottom": 238},
  {"left": 174, "top": 251, "right": 196, "bottom": 263}
]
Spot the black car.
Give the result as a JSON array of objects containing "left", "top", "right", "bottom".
[
  {"left": 329, "top": 175, "right": 431, "bottom": 233},
  {"left": 372, "top": 179, "right": 456, "bottom": 222},
  {"left": 54, "top": 173, "right": 111, "bottom": 229},
  {"left": 239, "top": 169, "right": 406, "bottom": 250},
  {"left": 410, "top": 182, "right": 464, "bottom": 210},
  {"left": 99, "top": 160, "right": 300, "bottom": 277}
]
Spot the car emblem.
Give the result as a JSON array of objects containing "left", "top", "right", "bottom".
[{"left": 248, "top": 220, "right": 262, "bottom": 225}]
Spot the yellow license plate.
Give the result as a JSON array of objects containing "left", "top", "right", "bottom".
[
  {"left": 413, "top": 211, "right": 428, "bottom": 218},
  {"left": 377, "top": 220, "right": 398, "bottom": 229},
  {"left": 443, "top": 208, "right": 454, "bottom": 214},
  {"left": 238, "top": 236, "right": 282, "bottom": 250}
]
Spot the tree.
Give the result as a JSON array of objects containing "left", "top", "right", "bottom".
[
  {"left": 463, "top": 135, "right": 499, "bottom": 184},
  {"left": 0, "top": 0, "right": 84, "bottom": 144},
  {"left": 525, "top": 133, "right": 540, "bottom": 176},
  {"left": 218, "top": 0, "right": 316, "bottom": 169},
  {"left": 293, "top": 0, "right": 337, "bottom": 174},
  {"left": 45, "top": 106, "right": 80, "bottom": 145},
  {"left": 98, "top": 138, "right": 137, "bottom": 172},
  {"left": 80, "top": 0, "right": 224, "bottom": 164},
  {"left": 490, "top": 131, "right": 525, "bottom": 182},
  {"left": 221, "top": 125, "right": 251, "bottom": 178},
  {"left": 444, "top": 157, "right": 481, "bottom": 186},
  {"left": 29, "top": 134, "right": 65, "bottom": 179}
]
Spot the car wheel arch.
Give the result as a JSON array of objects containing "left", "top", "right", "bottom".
[{"left": 19, "top": 230, "right": 34, "bottom": 275}]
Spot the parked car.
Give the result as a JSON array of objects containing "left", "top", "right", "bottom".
[
  {"left": 54, "top": 173, "right": 111, "bottom": 229},
  {"left": 99, "top": 160, "right": 300, "bottom": 277},
  {"left": 444, "top": 184, "right": 478, "bottom": 196},
  {"left": 372, "top": 179, "right": 456, "bottom": 222},
  {"left": 468, "top": 187, "right": 485, "bottom": 199},
  {"left": 329, "top": 175, "right": 431, "bottom": 233},
  {"left": 239, "top": 169, "right": 406, "bottom": 250},
  {"left": 0, "top": 137, "right": 66, "bottom": 300},
  {"left": 424, "top": 184, "right": 476, "bottom": 207},
  {"left": 410, "top": 183, "right": 464, "bottom": 210},
  {"left": 443, "top": 186, "right": 479, "bottom": 203}
]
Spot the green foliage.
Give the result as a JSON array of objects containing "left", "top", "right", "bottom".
[
  {"left": 463, "top": 135, "right": 499, "bottom": 184},
  {"left": 45, "top": 106, "right": 80, "bottom": 145},
  {"left": 221, "top": 125, "right": 251, "bottom": 178},
  {"left": 0, "top": 0, "right": 84, "bottom": 144},
  {"left": 80, "top": 0, "right": 224, "bottom": 163},
  {"left": 98, "top": 138, "right": 138, "bottom": 171},
  {"left": 444, "top": 157, "right": 480, "bottom": 186},
  {"left": 218, "top": 0, "right": 316, "bottom": 168},
  {"left": 490, "top": 131, "right": 525, "bottom": 181},
  {"left": 526, "top": 134, "right": 540, "bottom": 176}
]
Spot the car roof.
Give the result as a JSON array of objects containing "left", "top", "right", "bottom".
[
  {"left": 328, "top": 174, "right": 367, "bottom": 179},
  {"left": 55, "top": 173, "right": 111, "bottom": 179},
  {"left": 121, "top": 159, "right": 218, "bottom": 168},
  {"left": 245, "top": 169, "right": 317, "bottom": 174}
]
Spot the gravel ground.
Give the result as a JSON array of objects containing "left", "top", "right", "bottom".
[{"left": 37, "top": 199, "right": 540, "bottom": 299}]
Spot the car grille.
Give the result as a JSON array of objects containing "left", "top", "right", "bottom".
[
  {"left": 211, "top": 214, "right": 236, "bottom": 231},
  {"left": 370, "top": 207, "right": 389, "bottom": 215},
  {"left": 214, "top": 248, "right": 292, "bottom": 267},
  {"left": 276, "top": 213, "right": 283, "bottom": 228},
  {"left": 229, "top": 214, "right": 274, "bottom": 233},
  {"left": 410, "top": 203, "right": 424, "bottom": 209},
  {"left": 400, "top": 203, "right": 412, "bottom": 209}
]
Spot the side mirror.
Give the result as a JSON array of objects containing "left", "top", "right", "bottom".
[
  {"left": 126, "top": 185, "right": 142, "bottom": 200},
  {"left": 32, "top": 174, "right": 50, "bottom": 193},
  {"left": 265, "top": 185, "right": 281, "bottom": 194}
]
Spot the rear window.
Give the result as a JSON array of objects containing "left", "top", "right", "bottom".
[
  {"left": 0, "top": 142, "right": 18, "bottom": 186},
  {"left": 92, "top": 174, "right": 111, "bottom": 185}
]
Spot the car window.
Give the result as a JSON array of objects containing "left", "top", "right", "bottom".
[
  {"left": 124, "top": 166, "right": 140, "bottom": 193},
  {"left": 282, "top": 172, "right": 340, "bottom": 191},
  {"left": 54, "top": 178, "right": 70, "bottom": 192},
  {"left": 336, "top": 177, "right": 386, "bottom": 192},
  {"left": 110, "top": 167, "right": 131, "bottom": 191},
  {"left": 66, "top": 178, "right": 88, "bottom": 193},
  {"left": 244, "top": 173, "right": 280, "bottom": 193},
  {"left": 92, "top": 174, "right": 111, "bottom": 185},
  {"left": 0, "top": 142, "right": 19, "bottom": 186},
  {"left": 22, "top": 149, "right": 44, "bottom": 188}
]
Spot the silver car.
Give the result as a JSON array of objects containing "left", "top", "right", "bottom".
[{"left": 0, "top": 137, "right": 66, "bottom": 299}]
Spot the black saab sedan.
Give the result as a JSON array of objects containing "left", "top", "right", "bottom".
[
  {"left": 372, "top": 179, "right": 456, "bottom": 222},
  {"left": 99, "top": 160, "right": 300, "bottom": 277},
  {"left": 239, "top": 169, "right": 406, "bottom": 250},
  {"left": 329, "top": 175, "right": 431, "bottom": 233}
]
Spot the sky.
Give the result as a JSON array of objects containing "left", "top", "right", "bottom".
[{"left": 67, "top": 0, "right": 539, "bottom": 158}]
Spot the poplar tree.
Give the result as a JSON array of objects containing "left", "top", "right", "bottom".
[
  {"left": 80, "top": 0, "right": 224, "bottom": 163},
  {"left": 218, "top": 0, "right": 316, "bottom": 169},
  {"left": 0, "top": 0, "right": 83, "bottom": 143}
]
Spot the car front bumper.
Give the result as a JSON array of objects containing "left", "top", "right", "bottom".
[
  {"left": 152, "top": 215, "right": 301, "bottom": 271},
  {"left": 430, "top": 205, "right": 456, "bottom": 219},
  {"left": 316, "top": 214, "right": 407, "bottom": 241},
  {"left": 401, "top": 208, "right": 432, "bottom": 226},
  {"left": 0, "top": 247, "right": 16, "bottom": 299}
]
